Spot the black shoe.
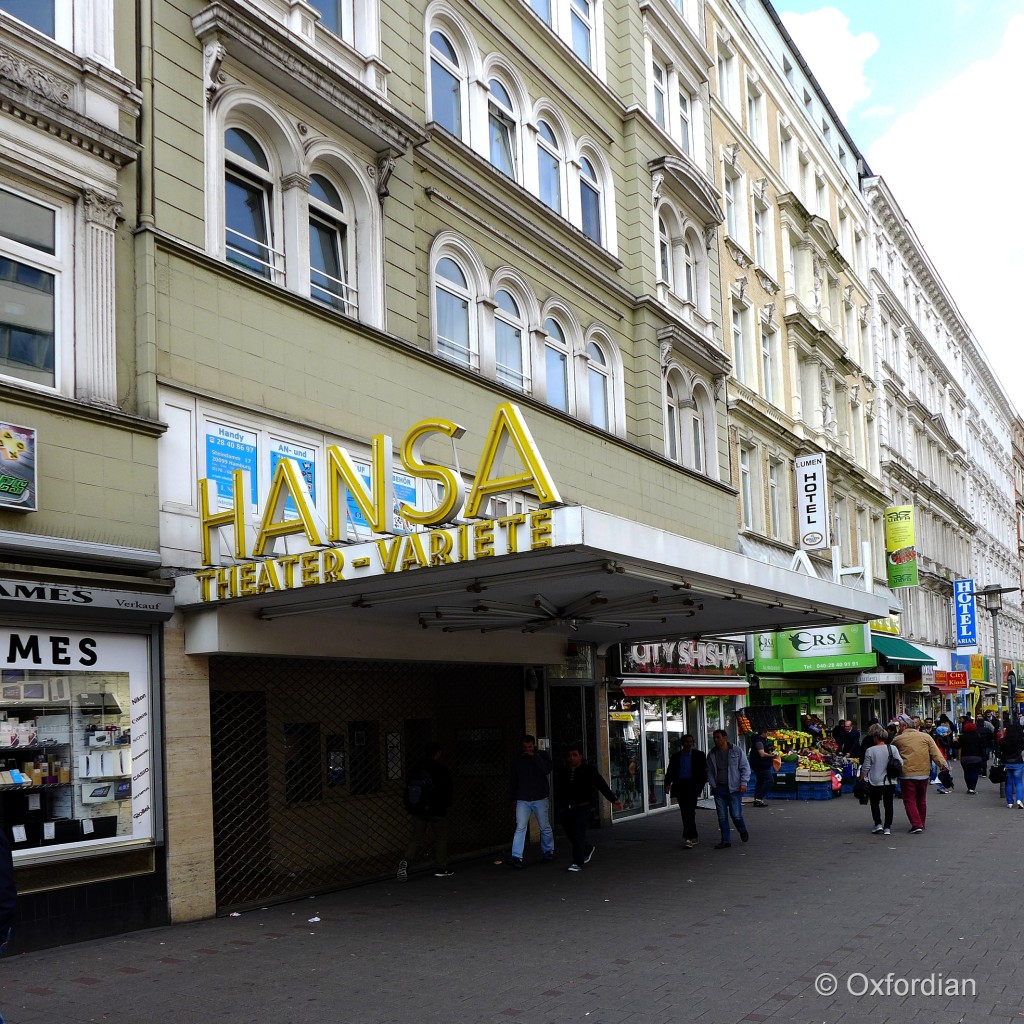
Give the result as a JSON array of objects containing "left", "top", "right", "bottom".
[
  {"left": 509, "top": 857, "right": 524, "bottom": 868},
  {"left": 541, "top": 852, "right": 554, "bottom": 864},
  {"left": 714, "top": 842, "right": 731, "bottom": 849},
  {"left": 739, "top": 830, "right": 749, "bottom": 843},
  {"left": 584, "top": 846, "right": 595, "bottom": 864}
]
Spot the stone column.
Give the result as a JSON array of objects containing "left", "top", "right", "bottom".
[{"left": 79, "top": 190, "right": 121, "bottom": 406}]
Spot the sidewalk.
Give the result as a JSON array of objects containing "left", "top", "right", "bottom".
[{"left": 2, "top": 783, "right": 1021, "bottom": 1024}]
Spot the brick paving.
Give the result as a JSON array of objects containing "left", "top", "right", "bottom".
[{"left": 1, "top": 784, "right": 1021, "bottom": 1023}]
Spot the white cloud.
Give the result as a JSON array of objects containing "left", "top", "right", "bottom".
[
  {"left": 866, "top": 14, "right": 1024, "bottom": 402},
  {"left": 780, "top": 8, "right": 879, "bottom": 122}
]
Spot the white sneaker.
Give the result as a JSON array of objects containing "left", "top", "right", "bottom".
[
  {"left": 1016, "top": 800, "right": 1023, "bottom": 809},
  {"left": 872, "top": 825, "right": 883, "bottom": 834},
  {"left": 883, "top": 828, "right": 891, "bottom": 836},
  {"left": 567, "top": 864, "right": 582, "bottom": 872}
]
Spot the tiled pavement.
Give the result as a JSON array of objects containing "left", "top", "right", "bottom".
[{"left": 1, "top": 782, "right": 1020, "bottom": 1024}]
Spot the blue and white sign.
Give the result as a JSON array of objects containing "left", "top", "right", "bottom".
[
  {"left": 270, "top": 440, "right": 317, "bottom": 520},
  {"left": 206, "top": 423, "right": 258, "bottom": 508},
  {"left": 953, "top": 578, "right": 977, "bottom": 649}
]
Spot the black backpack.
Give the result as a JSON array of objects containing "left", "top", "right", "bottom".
[
  {"left": 885, "top": 744, "right": 901, "bottom": 782},
  {"left": 403, "top": 765, "right": 434, "bottom": 814}
]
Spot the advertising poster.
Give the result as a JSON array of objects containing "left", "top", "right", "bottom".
[
  {"left": 345, "top": 465, "right": 417, "bottom": 536},
  {"left": 269, "top": 440, "right": 317, "bottom": 520},
  {"left": 883, "top": 505, "right": 918, "bottom": 588},
  {"left": 0, "top": 421, "right": 37, "bottom": 511},
  {"left": 205, "top": 422, "right": 258, "bottom": 508},
  {"left": 753, "top": 623, "right": 874, "bottom": 673}
]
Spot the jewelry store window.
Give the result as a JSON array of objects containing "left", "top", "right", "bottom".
[{"left": 0, "top": 629, "right": 154, "bottom": 862}]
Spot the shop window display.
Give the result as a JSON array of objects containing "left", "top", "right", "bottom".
[{"left": 0, "top": 629, "right": 154, "bottom": 862}]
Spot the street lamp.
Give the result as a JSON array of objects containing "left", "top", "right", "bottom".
[{"left": 979, "top": 584, "right": 1018, "bottom": 722}]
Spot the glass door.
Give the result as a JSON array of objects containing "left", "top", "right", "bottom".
[
  {"left": 608, "top": 690, "right": 642, "bottom": 817},
  {"left": 643, "top": 699, "right": 667, "bottom": 810}
]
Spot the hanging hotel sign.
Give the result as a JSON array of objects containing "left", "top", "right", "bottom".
[
  {"left": 184, "top": 403, "right": 563, "bottom": 604},
  {"left": 753, "top": 623, "right": 875, "bottom": 674},
  {"left": 953, "top": 578, "right": 977, "bottom": 649},
  {"left": 615, "top": 640, "right": 745, "bottom": 677},
  {"left": 794, "top": 452, "right": 829, "bottom": 551},
  {"left": 0, "top": 422, "right": 37, "bottom": 512},
  {"left": 883, "top": 505, "right": 918, "bottom": 588}
]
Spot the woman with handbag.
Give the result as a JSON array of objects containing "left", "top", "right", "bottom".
[
  {"left": 860, "top": 724, "right": 903, "bottom": 835},
  {"left": 957, "top": 720, "right": 985, "bottom": 794}
]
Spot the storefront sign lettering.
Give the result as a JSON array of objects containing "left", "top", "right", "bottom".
[
  {"left": 193, "top": 509, "right": 555, "bottom": 603},
  {"left": 794, "top": 452, "right": 829, "bottom": 552},
  {"left": 618, "top": 639, "right": 744, "bottom": 676},
  {"left": 197, "top": 402, "right": 561, "bottom": 565},
  {"left": 4, "top": 634, "right": 98, "bottom": 666}
]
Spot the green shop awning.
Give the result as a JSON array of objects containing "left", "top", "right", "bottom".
[{"left": 871, "top": 634, "right": 937, "bottom": 668}]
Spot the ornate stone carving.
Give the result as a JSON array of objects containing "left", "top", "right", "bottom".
[
  {"left": 843, "top": 283, "right": 854, "bottom": 305},
  {"left": 280, "top": 172, "right": 311, "bottom": 192},
  {"left": 376, "top": 154, "right": 396, "bottom": 202},
  {"left": 204, "top": 42, "right": 227, "bottom": 97},
  {"left": 762, "top": 302, "right": 775, "bottom": 327},
  {"left": 703, "top": 225, "right": 717, "bottom": 252},
  {"left": 725, "top": 237, "right": 749, "bottom": 269},
  {"left": 0, "top": 46, "right": 74, "bottom": 106},
  {"left": 83, "top": 190, "right": 123, "bottom": 230},
  {"left": 733, "top": 276, "right": 747, "bottom": 302},
  {"left": 755, "top": 268, "right": 779, "bottom": 295},
  {"left": 651, "top": 171, "right": 664, "bottom": 205},
  {"left": 859, "top": 303, "right": 870, "bottom": 325},
  {"left": 724, "top": 143, "right": 740, "bottom": 169},
  {"left": 713, "top": 374, "right": 727, "bottom": 402},
  {"left": 660, "top": 340, "right": 672, "bottom": 369},
  {"left": 753, "top": 177, "right": 768, "bottom": 202}
]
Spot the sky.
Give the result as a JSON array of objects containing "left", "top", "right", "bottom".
[{"left": 776, "top": 1, "right": 1024, "bottom": 411}]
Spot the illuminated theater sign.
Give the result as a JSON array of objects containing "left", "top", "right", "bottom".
[{"left": 189, "top": 403, "right": 563, "bottom": 603}]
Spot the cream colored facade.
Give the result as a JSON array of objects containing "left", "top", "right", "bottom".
[{"left": 703, "top": 0, "right": 887, "bottom": 593}]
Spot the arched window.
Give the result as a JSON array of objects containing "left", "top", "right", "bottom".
[
  {"left": 665, "top": 375, "right": 682, "bottom": 463},
  {"left": 494, "top": 288, "right": 527, "bottom": 390},
  {"left": 585, "top": 341, "right": 609, "bottom": 429},
  {"left": 224, "top": 127, "right": 279, "bottom": 280},
  {"left": 682, "top": 238, "right": 696, "bottom": 303},
  {"left": 579, "top": 156, "right": 602, "bottom": 244},
  {"left": 658, "top": 216, "right": 672, "bottom": 286},
  {"left": 690, "top": 382, "right": 713, "bottom": 475},
  {"left": 537, "top": 120, "right": 562, "bottom": 215},
  {"left": 488, "top": 80, "right": 517, "bottom": 178},
  {"left": 543, "top": 317, "right": 569, "bottom": 411},
  {"left": 308, "top": 173, "right": 354, "bottom": 315},
  {"left": 429, "top": 31, "right": 463, "bottom": 137},
  {"left": 434, "top": 256, "right": 475, "bottom": 368}
]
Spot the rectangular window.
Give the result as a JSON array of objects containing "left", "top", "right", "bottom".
[
  {"left": 0, "top": 0, "right": 55, "bottom": 37},
  {"left": 310, "top": 0, "right": 343, "bottom": 36},
  {"left": 678, "top": 90, "right": 691, "bottom": 155},
  {"left": 746, "top": 84, "right": 763, "bottom": 147},
  {"left": 546, "top": 344, "right": 568, "bottom": 411},
  {"left": 0, "top": 187, "right": 59, "bottom": 389},
  {"left": 569, "top": 0, "right": 593, "bottom": 67},
  {"left": 760, "top": 324, "right": 775, "bottom": 404},
  {"left": 724, "top": 173, "right": 737, "bottom": 237},
  {"left": 768, "top": 460, "right": 781, "bottom": 539},
  {"left": 530, "top": 0, "right": 552, "bottom": 24},
  {"left": 753, "top": 206, "right": 765, "bottom": 266},
  {"left": 732, "top": 306, "right": 746, "bottom": 384},
  {"left": 652, "top": 60, "right": 667, "bottom": 129},
  {"left": 690, "top": 413, "right": 704, "bottom": 474},
  {"left": 739, "top": 447, "right": 753, "bottom": 529}
]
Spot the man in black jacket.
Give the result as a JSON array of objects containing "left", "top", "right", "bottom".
[
  {"left": 509, "top": 734, "right": 554, "bottom": 867},
  {"left": 397, "top": 741, "right": 455, "bottom": 882},
  {"left": 664, "top": 734, "right": 708, "bottom": 848},
  {"left": 554, "top": 744, "right": 620, "bottom": 872}
]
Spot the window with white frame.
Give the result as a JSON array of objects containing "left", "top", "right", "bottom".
[
  {"left": 0, "top": 0, "right": 56, "bottom": 38},
  {"left": 746, "top": 80, "right": 765, "bottom": 148},
  {"left": 569, "top": 0, "right": 594, "bottom": 67},
  {"left": 731, "top": 304, "right": 748, "bottom": 385},
  {"left": 429, "top": 31, "right": 464, "bottom": 138},
  {"left": 308, "top": 173, "right": 355, "bottom": 315},
  {"left": 536, "top": 120, "right": 563, "bottom": 215},
  {"left": 753, "top": 203, "right": 766, "bottom": 267},
  {"left": 488, "top": 79, "right": 518, "bottom": 179},
  {"left": 722, "top": 165, "right": 745, "bottom": 243},
  {"left": 586, "top": 340, "right": 610, "bottom": 429},
  {"left": 658, "top": 215, "right": 673, "bottom": 287},
  {"left": 0, "top": 185, "right": 63, "bottom": 390},
  {"left": 716, "top": 39, "right": 736, "bottom": 112},
  {"left": 779, "top": 123, "right": 794, "bottom": 186},
  {"left": 665, "top": 373, "right": 682, "bottom": 464},
  {"left": 815, "top": 173, "right": 827, "bottom": 217},
  {"left": 579, "top": 155, "right": 603, "bottom": 245},
  {"left": 767, "top": 458, "right": 782, "bottom": 539},
  {"left": 543, "top": 316, "right": 570, "bottom": 411},
  {"left": 682, "top": 238, "right": 696, "bottom": 303},
  {"left": 690, "top": 383, "right": 710, "bottom": 474},
  {"left": 310, "top": 0, "right": 344, "bottom": 38},
  {"left": 651, "top": 58, "right": 668, "bottom": 130},
  {"left": 494, "top": 288, "right": 528, "bottom": 390},
  {"left": 530, "top": 0, "right": 552, "bottom": 24},
  {"left": 224, "top": 127, "right": 281, "bottom": 282},
  {"left": 739, "top": 445, "right": 754, "bottom": 529},
  {"left": 433, "top": 256, "right": 476, "bottom": 368},
  {"left": 760, "top": 320, "right": 777, "bottom": 404}
]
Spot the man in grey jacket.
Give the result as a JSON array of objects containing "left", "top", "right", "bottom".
[{"left": 705, "top": 729, "right": 750, "bottom": 849}]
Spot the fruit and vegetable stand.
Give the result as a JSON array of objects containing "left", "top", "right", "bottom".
[{"left": 763, "top": 730, "right": 858, "bottom": 801}]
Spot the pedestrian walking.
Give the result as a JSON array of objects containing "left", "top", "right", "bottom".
[
  {"left": 956, "top": 720, "right": 984, "bottom": 794},
  {"left": 553, "top": 744, "right": 621, "bottom": 872},
  {"left": 397, "top": 741, "right": 454, "bottom": 881},
  {"left": 997, "top": 721, "right": 1024, "bottom": 809},
  {"left": 508, "top": 734, "right": 554, "bottom": 867},
  {"left": 664, "top": 734, "right": 708, "bottom": 847},
  {"left": 746, "top": 730, "right": 775, "bottom": 806},
  {"left": 859, "top": 724, "right": 902, "bottom": 835},
  {"left": 892, "top": 714, "right": 948, "bottom": 833},
  {"left": 705, "top": 729, "right": 750, "bottom": 849}
]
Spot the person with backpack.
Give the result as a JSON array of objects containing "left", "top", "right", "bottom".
[
  {"left": 553, "top": 743, "right": 621, "bottom": 872},
  {"left": 397, "top": 741, "right": 454, "bottom": 882},
  {"left": 859, "top": 723, "right": 903, "bottom": 835}
]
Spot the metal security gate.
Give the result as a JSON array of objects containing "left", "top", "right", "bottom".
[{"left": 210, "top": 656, "right": 521, "bottom": 911}]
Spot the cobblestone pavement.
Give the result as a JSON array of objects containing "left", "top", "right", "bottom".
[{"left": 1, "top": 782, "right": 1019, "bottom": 1024}]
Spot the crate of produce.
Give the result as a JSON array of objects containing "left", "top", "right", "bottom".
[
  {"left": 778, "top": 761, "right": 797, "bottom": 775},
  {"left": 766, "top": 789, "right": 795, "bottom": 800},
  {"left": 795, "top": 769, "right": 833, "bottom": 782},
  {"left": 796, "top": 781, "right": 833, "bottom": 800}
]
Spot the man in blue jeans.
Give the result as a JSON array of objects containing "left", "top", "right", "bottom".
[
  {"left": 705, "top": 729, "right": 750, "bottom": 849},
  {"left": 509, "top": 734, "right": 554, "bottom": 867}
]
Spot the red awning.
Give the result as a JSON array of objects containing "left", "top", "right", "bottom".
[
  {"left": 932, "top": 684, "right": 965, "bottom": 694},
  {"left": 621, "top": 684, "right": 747, "bottom": 697}
]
